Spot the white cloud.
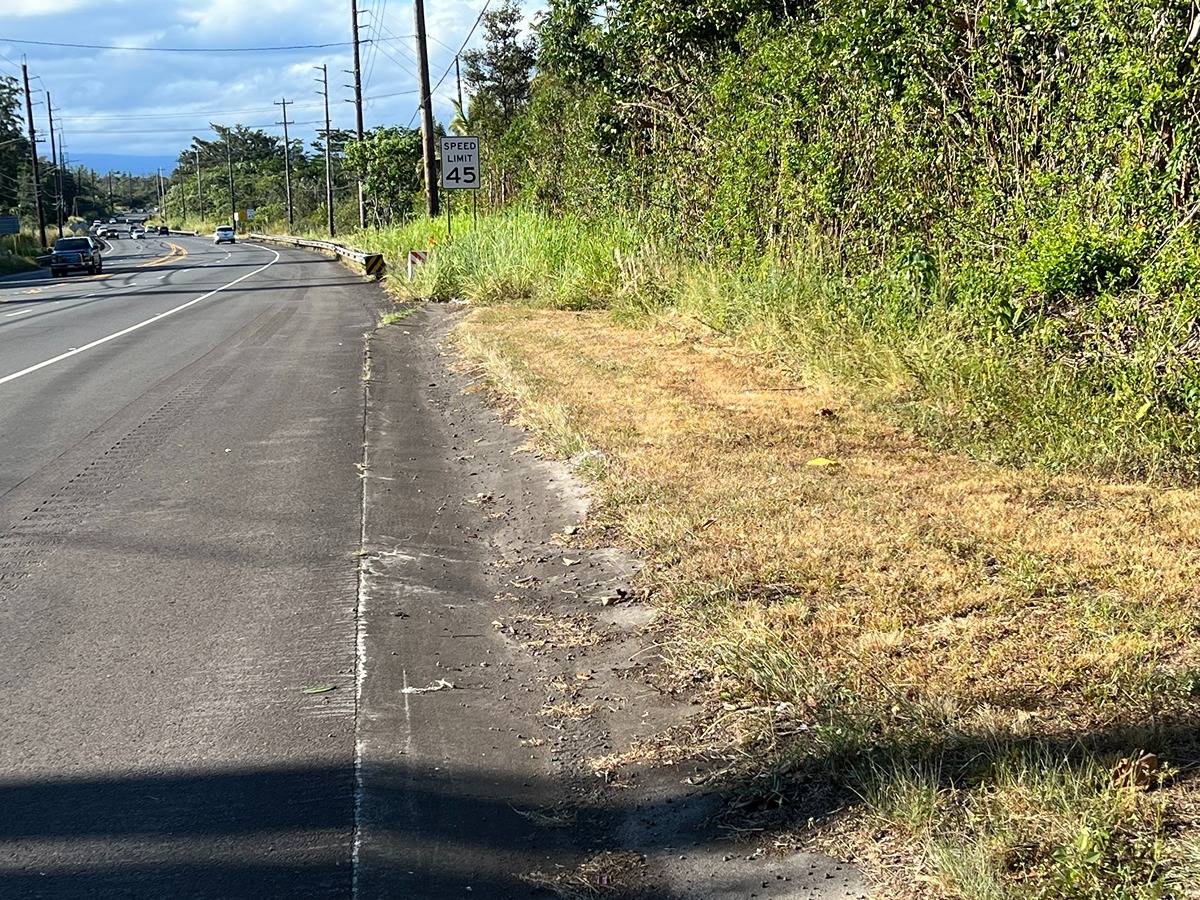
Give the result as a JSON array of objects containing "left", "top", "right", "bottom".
[
  {"left": 4, "top": 0, "right": 544, "bottom": 164},
  {"left": 7, "top": 0, "right": 101, "bottom": 16}
]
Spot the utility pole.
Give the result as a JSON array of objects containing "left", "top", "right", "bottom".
[
  {"left": 21, "top": 64, "right": 47, "bottom": 248},
  {"left": 275, "top": 97, "right": 295, "bottom": 228},
  {"left": 317, "top": 64, "right": 335, "bottom": 237},
  {"left": 107, "top": 171, "right": 113, "bottom": 210},
  {"left": 194, "top": 149, "right": 203, "bottom": 222},
  {"left": 46, "top": 91, "right": 63, "bottom": 239},
  {"left": 413, "top": 0, "right": 440, "bottom": 217},
  {"left": 456, "top": 56, "right": 464, "bottom": 112},
  {"left": 350, "top": 0, "right": 367, "bottom": 230},
  {"left": 226, "top": 139, "right": 236, "bottom": 228}
]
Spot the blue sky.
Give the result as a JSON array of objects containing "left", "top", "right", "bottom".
[{"left": 0, "top": 0, "right": 539, "bottom": 174}]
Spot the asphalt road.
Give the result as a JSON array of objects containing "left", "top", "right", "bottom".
[{"left": 0, "top": 236, "right": 378, "bottom": 897}]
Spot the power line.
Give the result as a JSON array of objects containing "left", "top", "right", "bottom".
[
  {"left": 64, "top": 120, "right": 323, "bottom": 135},
  {"left": 370, "top": 37, "right": 419, "bottom": 81},
  {"left": 362, "top": 0, "right": 388, "bottom": 88},
  {"left": 408, "top": 0, "right": 491, "bottom": 127},
  {"left": 0, "top": 36, "right": 365, "bottom": 53},
  {"left": 61, "top": 103, "right": 323, "bottom": 122},
  {"left": 366, "top": 88, "right": 419, "bottom": 102}
]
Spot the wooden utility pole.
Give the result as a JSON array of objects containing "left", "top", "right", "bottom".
[
  {"left": 275, "top": 98, "right": 295, "bottom": 228},
  {"left": 413, "top": 0, "right": 440, "bottom": 217},
  {"left": 21, "top": 64, "right": 47, "bottom": 248},
  {"left": 317, "top": 64, "right": 335, "bottom": 237},
  {"left": 351, "top": 0, "right": 367, "bottom": 230},
  {"left": 46, "top": 91, "right": 63, "bottom": 239},
  {"left": 226, "top": 140, "right": 236, "bottom": 228},
  {"left": 194, "top": 149, "right": 203, "bottom": 222}
]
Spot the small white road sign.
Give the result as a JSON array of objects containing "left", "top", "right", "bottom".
[{"left": 440, "top": 136, "right": 480, "bottom": 190}]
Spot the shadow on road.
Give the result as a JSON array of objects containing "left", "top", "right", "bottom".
[{"left": 0, "top": 760, "right": 735, "bottom": 899}]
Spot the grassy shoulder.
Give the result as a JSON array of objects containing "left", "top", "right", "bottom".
[
  {"left": 455, "top": 304, "right": 1200, "bottom": 898},
  {"left": 357, "top": 207, "right": 1200, "bottom": 485},
  {"left": 0, "top": 233, "right": 41, "bottom": 276}
]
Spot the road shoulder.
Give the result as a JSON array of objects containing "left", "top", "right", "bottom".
[{"left": 358, "top": 302, "right": 867, "bottom": 898}]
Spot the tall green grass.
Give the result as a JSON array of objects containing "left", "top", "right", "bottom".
[
  {"left": 357, "top": 206, "right": 1200, "bottom": 483},
  {"left": 0, "top": 232, "right": 40, "bottom": 276},
  {"left": 352, "top": 207, "right": 646, "bottom": 309}
]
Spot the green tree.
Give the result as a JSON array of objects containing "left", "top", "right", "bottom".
[
  {"left": 461, "top": 0, "right": 538, "bottom": 203},
  {"left": 462, "top": 0, "right": 537, "bottom": 133},
  {"left": 345, "top": 126, "right": 424, "bottom": 225},
  {"left": 0, "top": 75, "right": 30, "bottom": 216}
]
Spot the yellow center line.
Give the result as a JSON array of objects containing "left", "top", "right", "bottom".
[{"left": 135, "top": 242, "right": 189, "bottom": 269}]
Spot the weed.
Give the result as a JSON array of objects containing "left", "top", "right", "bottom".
[{"left": 456, "top": 305, "right": 1200, "bottom": 897}]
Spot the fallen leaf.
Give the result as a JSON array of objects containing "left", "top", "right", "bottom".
[
  {"left": 806, "top": 457, "right": 838, "bottom": 467},
  {"left": 302, "top": 684, "right": 337, "bottom": 695}
]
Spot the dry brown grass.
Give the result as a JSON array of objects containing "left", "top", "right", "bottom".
[{"left": 454, "top": 305, "right": 1200, "bottom": 897}]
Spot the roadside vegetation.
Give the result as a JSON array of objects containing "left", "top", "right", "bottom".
[
  {"left": 158, "top": 1, "right": 1200, "bottom": 893},
  {"left": 0, "top": 232, "right": 40, "bottom": 276},
  {"left": 454, "top": 304, "right": 1200, "bottom": 897}
]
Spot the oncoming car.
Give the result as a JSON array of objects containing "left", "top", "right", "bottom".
[{"left": 214, "top": 225, "right": 236, "bottom": 245}]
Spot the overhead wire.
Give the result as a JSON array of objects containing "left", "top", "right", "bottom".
[
  {"left": 408, "top": 0, "right": 492, "bottom": 127},
  {"left": 65, "top": 120, "right": 323, "bottom": 135},
  {"left": 0, "top": 36, "right": 364, "bottom": 53},
  {"left": 362, "top": 0, "right": 387, "bottom": 89},
  {"left": 62, "top": 103, "right": 323, "bottom": 122}
]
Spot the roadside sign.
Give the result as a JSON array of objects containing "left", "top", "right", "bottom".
[
  {"left": 407, "top": 249, "right": 428, "bottom": 279},
  {"left": 440, "top": 136, "right": 480, "bottom": 190},
  {"left": 0, "top": 215, "right": 18, "bottom": 236},
  {"left": 364, "top": 253, "right": 386, "bottom": 277},
  {"left": 246, "top": 208, "right": 256, "bottom": 221}
]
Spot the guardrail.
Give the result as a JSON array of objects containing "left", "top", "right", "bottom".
[{"left": 248, "top": 232, "right": 386, "bottom": 278}]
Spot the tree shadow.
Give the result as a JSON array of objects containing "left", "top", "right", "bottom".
[{"left": 0, "top": 758, "right": 765, "bottom": 899}]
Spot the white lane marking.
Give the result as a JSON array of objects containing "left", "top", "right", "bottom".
[
  {"left": 0, "top": 246, "right": 281, "bottom": 387},
  {"left": 4, "top": 309, "right": 32, "bottom": 317}
]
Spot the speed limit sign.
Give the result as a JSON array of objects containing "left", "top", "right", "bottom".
[{"left": 440, "top": 136, "right": 480, "bottom": 190}]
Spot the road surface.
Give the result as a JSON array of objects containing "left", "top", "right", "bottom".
[{"left": 0, "top": 236, "right": 375, "bottom": 896}]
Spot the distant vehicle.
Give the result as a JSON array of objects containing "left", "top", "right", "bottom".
[
  {"left": 131, "top": 229, "right": 144, "bottom": 239},
  {"left": 214, "top": 225, "right": 235, "bottom": 245},
  {"left": 158, "top": 225, "right": 169, "bottom": 235},
  {"left": 108, "top": 218, "right": 116, "bottom": 224},
  {"left": 91, "top": 220, "right": 103, "bottom": 230},
  {"left": 45, "top": 236, "right": 103, "bottom": 277}
]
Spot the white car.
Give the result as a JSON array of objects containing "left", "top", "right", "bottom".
[{"left": 214, "top": 226, "right": 236, "bottom": 245}]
